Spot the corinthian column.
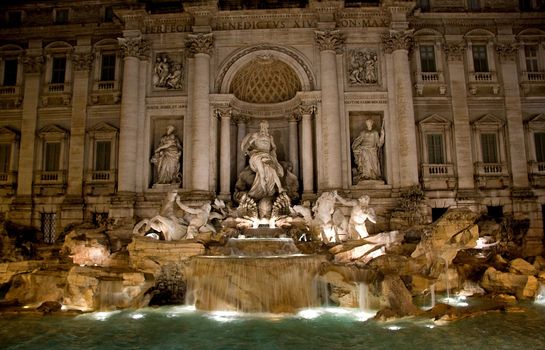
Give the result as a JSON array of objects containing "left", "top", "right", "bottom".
[
  {"left": 300, "top": 104, "right": 315, "bottom": 195},
  {"left": 186, "top": 33, "right": 214, "bottom": 192},
  {"left": 382, "top": 30, "right": 419, "bottom": 187},
  {"left": 497, "top": 42, "right": 528, "bottom": 188},
  {"left": 117, "top": 35, "right": 149, "bottom": 194},
  {"left": 444, "top": 41, "right": 474, "bottom": 190},
  {"left": 288, "top": 113, "right": 301, "bottom": 177},
  {"left": 315, "top": 29, "right": 344, "bottom": 190},
  {"left": 216, "top": 108, "right": 232, "bottom": 198}
]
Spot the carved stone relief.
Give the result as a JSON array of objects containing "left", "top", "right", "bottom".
[
  {"left": 350, "top": 113, "right": 385, "bottom": 185},
  {"left": 153, "top": 53, "right": 185, "bottom": 90},
  {"left": 348, "top": 49, "right": 378, "bottom": 86}
]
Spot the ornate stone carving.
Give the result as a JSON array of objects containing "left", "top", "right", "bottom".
[
  {"left": 118, "top": 37, "right": 150, "bottom": 58},
  {"left": 288, "top": 113, "right": 302, "bottom": 123},
  {"left": 444, "top": 42, "right": 466, "bottom": 61},
  {"left": 22, "top": 55, "right": 44, "bottom": 74},
  {"left": 214, "top": 107, "right": 232, "bottom": 119},
  {"left": 314, "top": 29, "right": 344, "bottom": 53},
  {"left": 153, "top": 54, "right": 184, "bottom": 89},
  {"left": 496, "top": 43, "right": 519, "bottom": 62},
  {"left": 71, "top": 53, "right": 94, "bottom": 71},
  {"left": 381, "top": 30, "right": 414, "bottom": 53},
  {"left": 186, "top": 33, "right": 214, "bottom": 56},
  {"left": 348, "top": 49, "right": 378, "bottom": 86},
  {"left": 299, "top": 104, "right": 316, "bottom": 116},
  {"left": 232, "top": 114, "right": 251, "bottom": 125}
]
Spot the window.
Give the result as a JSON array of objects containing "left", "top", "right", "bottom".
[
  {"left": 54, "top": 9, "right": 69, "bottom": 24},
  {"left": 7, "top": 11, "right": 22, "bottom": 26},
  {"left": 104, "top": 6, "right": 114, "bottom": 22},
  {"left": 3, "top": 59, "right": 17, "bottom": 86},
  {"left": 480, "top": 133, "right": 498, "bottom": 163},
  {"left": 534, "top": 132, "right": 545, "bottom": 162},
  {"left": 41, "top": 213, "right": 57, "bottom": 243},
  {"left": 418, "top": 0, "right": 431, "bottom": 11},
  {"left": 0, "top": 143, "right": 11, "bottom": 173},
  {"left": 51, "top": 57, "right": 66, "bottom": 84},
  {"left": 525, "top": 45, "right": 539, "bottom": 72},
  {"left": 419, "top": 45, "right": 437, "bottom": 73},
  {"left": 95, "top": 141, "right": 111, "bottom": 171},
  {"left": 100, "top": 54, "right": 116, "bottom": 81},
  {"left": 44, "top": 142, "right": 61, "bottom": 171},
  {"left": 426, "top": 134, "right": 445, "bottom": 164},
  {"left": 472, "top": 45, "right": 489, "bottom": 72},
  {"left": 468, "top": 0, "right": 481, "bottom": 10}
]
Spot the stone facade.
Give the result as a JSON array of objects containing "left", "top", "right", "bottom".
[{"left": 0, "top": 0, "right": 544, "bottom": 255}]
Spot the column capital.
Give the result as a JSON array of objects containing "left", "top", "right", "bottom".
[
  {"left": 314, "top": 29, "right": 344, "bottom": 53},
  {"left": 496, "top": 42, "right": 519, "bottom": 63},
  {"left": 186, "top": 33, "right": 214, "bottom": 56},
  {"left": 22, "top": 54, "right": 44, "bottom": 74},
  {"left": 233, "top": 114, "right": 250, "bottom": 124},
  {"left": 299, "top": 104, "right": 316, "bottom": 116},
  {"left": 214, "top": 107, "right": 232, "bottom": 119},
  {"left": 288, "top": 113, "right": 302, "bottom": 123},
  {"left": 381, "top": 29, "right": 414, "bottom": 54},
  {"left": 118, "top": 36, "right": 150, "bottom": 58},
  {"left": 71, "top": 52, "right": 94, "bottom": 71},
  {"left": 444, "top": 41, "right": 466, "bottom": 61}
]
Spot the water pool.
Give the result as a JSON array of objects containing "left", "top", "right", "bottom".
[{"left": 1, "top": 304, "right": 545, "bottom": 350}]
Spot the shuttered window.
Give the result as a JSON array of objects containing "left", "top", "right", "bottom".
[
  {"left": 95, "top": 141, "right": 111, "bottom": 171},
  {"left": 0, "top": 143, "right": 11, "bottom": 173},
  {"left": 44, "top": 142, "right": 60, "bottom": 171},
  {"left": 426, "top": 134, "right": 444, "bottom": 164},
  {"left": 480, "top": 133, "right": 498, "bottom": 163},
  {"left": 534, "top": 132, "right": 545, "bottom": 162},
  {"left": 419, "top": 45, "right": 437, "bottom": 73},
  {"left": 472, "top": 45, "right": 489, "bottom": 72}
]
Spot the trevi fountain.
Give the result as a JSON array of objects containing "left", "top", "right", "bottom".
[{"left": 2, "top": 116, "right": 545, "bottom": 349}]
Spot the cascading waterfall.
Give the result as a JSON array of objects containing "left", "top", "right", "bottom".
[
  {"left": 445, "top": 259, "right": 451, "bottom": 304},
  {"left": 358, "top": 282, "right": 370, "bottom": 311},
  {"left": 430, "top": 284, "right": 436, "bottom": 309},
  {"left": 535, "top": 283, "right": 545, "bottom": 305},
  {"left": 186, "top": 255, "right": 327, "bottom": 313}
]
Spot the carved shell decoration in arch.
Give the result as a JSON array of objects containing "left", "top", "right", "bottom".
[{"left": 230, "top": 56, "right": 302, "bottom": 104}]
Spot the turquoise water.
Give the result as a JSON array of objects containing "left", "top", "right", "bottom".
[{"left": 1, "top": 304, "right": 545, "bottom": 350}]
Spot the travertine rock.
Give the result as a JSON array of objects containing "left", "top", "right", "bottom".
[
  {"left": 481, "top": 266, "right": 528, "bottom": 295},
  {"left": 0, "top": 261, "right": 43, "bottom": 284},
  {"left": 5, "top": 269, "right": 68, "bottom": 305},
  {"left": 509, "top": 258, "right": 537, "bottom": 276},
  {"left": 533, "top": 256, "right": 545, "bottom": 272},
  {"left": 521, "top": 276, "right": 539, "bottom": 299}
]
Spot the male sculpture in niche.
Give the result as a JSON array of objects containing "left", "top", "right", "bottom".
[
  {"left": 151, "top": 125, "right": 182, "bottom": 185},
  {"left": 352, "top": 118, "right": 385, "bottom": 183}
]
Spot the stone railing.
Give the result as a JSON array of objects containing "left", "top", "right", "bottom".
[
  {"left": 85, "top": 170, "right": 116, "bottom": 183},
  {"left": 422, "top": 163, "right": 454, "bottom": 176},
  {"left": 0, "top": 171, "right": 17, "bottom": 185},
  {"left": 417, "top": 71, "right": 441, "bottom": 83},
  {"left": 0, "top": 86, "right": 19, "bottom": 96},
  {"left": 529, "top": 161, "right": 545, "bottom": 174},
  {"left": 46, "top": 83, "right": 70, "bottom": 93},
  {"left": 474, "top": 162, "right": 508, "bottom": 176},
  {"left": 95, "top": 80, "right": 117, "bottom": 91},
  {"left": 522, "top": 71, "right": 545, "bottom": 82},
  {"left": 34, "top": 170, "right": 66, "bottom": 185},
  {"left": 469, "top": 71, "right": 495, "bottom": 83}
]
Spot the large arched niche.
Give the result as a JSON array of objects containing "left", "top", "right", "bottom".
[{"left": 216, "top": 45, "right": 315, "bottom": 96}]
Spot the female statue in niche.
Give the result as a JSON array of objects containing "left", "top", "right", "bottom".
[
  {"left": 151, "top": 125, "right": 182, "bottom": 184},
  {"left": 352, "top": 118, "right": 385, "bottom": 183}
]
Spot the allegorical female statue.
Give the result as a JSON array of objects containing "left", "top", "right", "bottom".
[
  {"left": 151, "top": 125, "right": 182, "bottom": 184},
  {"left": 352, "top": 119, "right": 385, "bottom": 183}
]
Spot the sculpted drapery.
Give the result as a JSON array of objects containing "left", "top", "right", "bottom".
[
  {"left": 151, "top": 125, "right": 182, "bottom": 184},
  {"left": 352, "top": 119, "right": 385, "bottom": 182}
]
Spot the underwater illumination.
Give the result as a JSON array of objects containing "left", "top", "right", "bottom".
[
  {"left": 207, "top": 310, "right": 243, "bottom": 323},
  {"left": 131, "top": 313, "right": 145, "bottom": 320},
  {"left": 442, "top": 295, "right": 469, "bottom": 307},
  {"left": 387, "top": 325, "right": 402, "bottom": 331},
  {"left": 82, "top": 310, "right": 122, "bottom": 321}
]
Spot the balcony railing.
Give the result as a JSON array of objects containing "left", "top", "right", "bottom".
[
  {"left": 0, "top": 171, "right": 17, "bottom": 185},
  {"left": 0, "top": 86, "right": 19, "bottom": 95},
  {"left": 418, "top": 72, "right": 440, "bottom": 83},
  {"left": 97, "top": 81, "right": 115, "bottom": 90},
  {"left": 529, "top": 161, "right": 545, "bottom": 174},
  {"left": 34, "top": 170, "right": 66, "bottom": 185},
  {"left": 470, "top": 71, "right": 494, "bottom": 82},
  {"left": 474, "top": 162, "right": 508, "bottom": 176},
  {"left": 85, "top": 170, "right": 116, "bottom": 183},
  {"left": 523, "top": 71, "right": 545, "bottom": 82},
  {"left": 422, "top": 163, "right": 454, "bottom": 176}
]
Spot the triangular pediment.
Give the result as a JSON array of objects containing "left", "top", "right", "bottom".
[
  {"left": 39, "top": 124, "right": 67, "bottom": 135},
  {"left": 473, "top": 114, "right": 504, "bottom": 126},
  {"left": 420, "top": 114, "right": 450, "bottom": 126},
  {"left": 88, "top": 122, "right": 118, "bottom": 134},
  {"left": 528, "top": 113, "right": 545, "bottom": 130},
  {"left": 0, "top": 126, "right": 19, "bottom": 141}
]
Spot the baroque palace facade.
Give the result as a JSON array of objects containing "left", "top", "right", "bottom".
[{"left": 0, "top": 0, "right": 544, "bottom": 254}]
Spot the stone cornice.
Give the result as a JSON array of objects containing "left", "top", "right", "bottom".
[
  {"left": 186, "top": 33, "right": 214, "bottom": 56},
  {"left": 315, "top": 29, "right": 344, "bottom": 53},
  {"left": 381, "top": 29, "right": 414, "bottom": 53}
]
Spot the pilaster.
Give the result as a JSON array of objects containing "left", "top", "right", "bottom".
[
  {"left": 300, "top": 104, "right": 316, "bottom": 196},
  {"left": 315, "top": 29, "right": 344, "bottom": 190},
  {"left": 216, "top": 107, "right": 232, "bottom": 199}
]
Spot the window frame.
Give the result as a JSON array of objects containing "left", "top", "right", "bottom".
[
  {"left": 53, "top": 9, "right": 69, "bottom": 25},
  {"left": 0, "top": 127, "right": 19, "bottom": 177},
  {"left": 37, "top": 125, "right": 68, "bottom": 174},
  {"left": 471, "top": 114, "right": 507, "bottom": 167},
  {"left": 92, "top": 40, "right": 121, "bottom": 93},
  {"left": 85, "top": 122, "right": 118, "bottom": 184}
]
